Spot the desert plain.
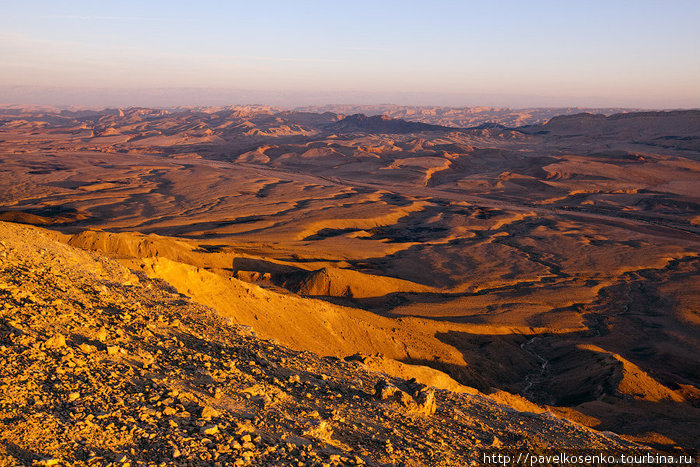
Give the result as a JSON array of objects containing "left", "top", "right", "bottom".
[{"left": 0, "top": 105, "right": 698, "bottom": 464}]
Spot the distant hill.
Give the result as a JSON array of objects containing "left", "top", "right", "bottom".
[
  {"left": 328, "top": 113, "right": 457, "bottom": 133},
  {"left": 519, "top": 110, "right": 700, "bottom": 150},
  {"left": 538, "top": 110, "right": 700, "bottom": 135}
]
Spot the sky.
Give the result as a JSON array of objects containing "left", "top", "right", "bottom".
[{"left": 1, "top": 0, "right": 699, "bottom": 108}]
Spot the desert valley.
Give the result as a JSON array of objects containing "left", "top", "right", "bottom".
[{"left": 0, "top": 104, "right": 698, "bottom": 465}]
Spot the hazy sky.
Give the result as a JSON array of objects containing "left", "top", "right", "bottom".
[{"left": 1, "top": 0, "right": 699, "bottom": 107}]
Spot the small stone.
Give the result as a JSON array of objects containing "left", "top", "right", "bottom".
[
  {"left": 79, "top": 343, "right": 96, "bottom": 353},
  {"left": 242, "top": 441, "right": 255, "bottom": 450},
  {"left": 414, "top": 388, "right": 436, "bottom": 415},
  {"left": 95, "top": 328, "right": 108, "bottom": 342},
  {"left": 44, "top": 334, "right": 66, "bottom": 349},
  {"left": 375, "top": 380, "right": 400, "bottom": 400},
  {"left": 201, "top": 406, "right": 220, "bottom": 419},
  {"left": 202, "top": 425, "right": 219, "bottom": 435}
]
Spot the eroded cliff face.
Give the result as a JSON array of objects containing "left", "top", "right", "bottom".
[{"left": 0, "top": 221, "right": 639, "bottom": 466}]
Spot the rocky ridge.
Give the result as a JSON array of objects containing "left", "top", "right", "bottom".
[
  {"left": 327, "top": 115, "right": 456, "bottom": 134},
  {"left": 0, "top": 221, "right": 640, "bottom": 466}
]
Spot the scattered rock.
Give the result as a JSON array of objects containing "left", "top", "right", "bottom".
[
  {"left": 44, "top": 333, "right": 66, "bottom": 349},
  {"left": 78, "top": 343, "right": 97, "bottom": 353},
  {"left": 95, "top": 327, "right": 108, "bottom": 342},
  {"left": 201, "top": 424, "right": 219, "bottom": 436},
  {"left": 0, "top": 221, "right": 643, "bottom": 466},
  {"left": 375, "top": 379, "right": 436, "bottom": 415},
  {"left": 201, "top": 406, "right": 220, "bottom": 419},
  {"left": 302, "top": 420, "right": 334, "bottom": 442}
]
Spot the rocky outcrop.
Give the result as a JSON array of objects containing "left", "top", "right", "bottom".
[
  {"left": 375, "top": 379, "right": 437, "bottom": 415},
  {"left": 279, "top": 266, "right": 430, "bottom": 298}
]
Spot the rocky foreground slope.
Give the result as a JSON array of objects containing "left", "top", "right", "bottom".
[{"left": 0, "top": 221, "right": 640, "bottom": 466}]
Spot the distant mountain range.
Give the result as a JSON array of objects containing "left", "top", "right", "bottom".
[{"left": 296, "top": 104, "right": 648, "bottom": 128}]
